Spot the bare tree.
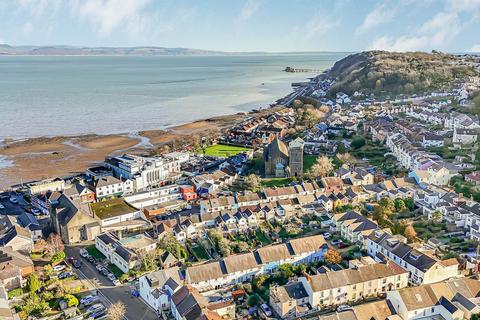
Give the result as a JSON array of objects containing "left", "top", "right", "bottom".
[
  {"left": 337, "top": 153, "right": 356, "bottom": 165},
  {"left": 107, "top": 302, "right": 126, "bottom": 320},
  {"left": 306, "top": 156, "right": 334, "bottom": 179}
]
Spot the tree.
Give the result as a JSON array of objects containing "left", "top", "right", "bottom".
[
  {"left": 307, "top": 156, "right": 334, "bottom": 179},
  {"left": 46, "top": 233, "right": 64, "bottom": 255},
  {"left": 351, "top": 137, "right": 366, "bottom": 149},
  {"left": 107, "top": 302, "right": 126, "bottom": 320},
  {"left": 243, "top": 174, "right": 261, "bottom": 192},
  {"left": 278, "top": 263, "right": 294, "bottom": 279},
  {"left": 404, "top": 225, "right": 417, "bottom": 243},
  {"left": 217, "top": 238, "right": 231, "bottom": 257},
  {"left": 378, "top": 197, "right": 396, "bottom": 217},
  {"left": 161, "top": 233, "right": 188, "bottom": 260},
  {"left": 64, "top": 294, "right": 79, "bottom": 308},
  {"left": 324, "top": 248, "right": 342, "bottom": 265},
  {"left": 394, "top": 198, "right": 406, "bottom": 211},
  {"left": 337, "top": 153, "right": 355, "bottom": 165},
  {"left": 404, "top": 197, "right": 415, "bottom": 210},
  {"left": 247, "top": 294, "right": 260, "bottom": 307},
  {"left": 433, "top": 210, "right": 442, "bottom": 221},
  {"left": 27, "top": 273, "right": 42, "bottom": 293}
]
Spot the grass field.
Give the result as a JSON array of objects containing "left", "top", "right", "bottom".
[
  {"left": 303, "top": 155, "right": 318, "bottom": 172},
  {"left": 190, "top": 245, "right": 209, "bottom": 261},
  {"left": 86, "top": 245, "right": 106, "bottom": 261},
  {"left": 202, "top": 144, "right": 251, "bottom": 157},
  {"left": 255, "top": 229, "right": 272, "bottom": 245},
  {"left": 260, "top": 177, "right": 292, "bottom": 188}
]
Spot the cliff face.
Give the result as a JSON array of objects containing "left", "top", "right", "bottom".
[{"left": 327, "top": 50, "right": 478, "bottom": 96}]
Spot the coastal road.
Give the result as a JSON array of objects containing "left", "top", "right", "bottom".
[{"left": 65, "top": 246, "right": 158, "bottom": 320}]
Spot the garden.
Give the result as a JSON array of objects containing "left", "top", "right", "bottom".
[{"left": 201, "top": 144, "right": 252, "bottom": 157}]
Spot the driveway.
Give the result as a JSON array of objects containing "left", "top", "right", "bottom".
[{"left": 65, "top": 246, "right": 158, "bottom": 320}]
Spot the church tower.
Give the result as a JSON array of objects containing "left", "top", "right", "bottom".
[{"left": 288, "top": 137, "right": 304, "bottom": 177}]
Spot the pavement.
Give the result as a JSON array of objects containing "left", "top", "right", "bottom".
[{"left": 65, "top": 245, "right": 158, "bottom": 320}]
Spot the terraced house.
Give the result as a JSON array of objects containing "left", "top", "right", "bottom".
[
  {"left": 184, "top": 234, "right": 327, "bottom": 292},
  {"left": 270, "top": 261, "right": 409, "bottom": 319}
]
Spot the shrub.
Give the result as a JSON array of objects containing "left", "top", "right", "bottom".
[
  {"left": 247, "top": 294, "right": 260, "bottom": 307},
  {"left": 51, "top": 251, "right": 66, "bottom": 264},
  {"left": 64, "top": 294, "right": 79, "bottom": 307},
  {"left": 7, "top": 288, "right": 24, "bottom": 299}
]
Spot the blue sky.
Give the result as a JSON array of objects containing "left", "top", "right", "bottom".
[{"left": 1, "top": 0, "right": 479, "bottom": 52}]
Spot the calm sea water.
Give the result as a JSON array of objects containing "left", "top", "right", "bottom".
[{"left": 0, "top": 53, "right": 346, "bottom": 139}]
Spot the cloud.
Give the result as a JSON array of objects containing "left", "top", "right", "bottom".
[
  {"left": 238, "top": 0, "right": 262, "bottom": 21},
  {"left": 469, "top": 44, "right": 480, "bottom": 52},
  {"left": 23, "top": 22, "right": 33, "bottom": 35},
  {"left": 70, "top": 0, "right": 153, "bottom": 37},
  {"left": 14, "top": 0, "right": 61, "bottom": 17},
  {"left": 301, "top": 11, "right": 339, "bottom": 42},
  {"left": 367, "top": 4, "right": 467, "bottom": 51},
  {"left": 355, "top": 2, "right": 396, "bottom": 35}
]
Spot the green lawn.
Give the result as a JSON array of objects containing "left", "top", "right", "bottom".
[
  {"left": 303, "top": 155, "right": 318, "bottom": 172},
  {"left": 190, "top": 245, "right": 209, "bottom": 261},
  {"left": 255, "top": 229, "right": 272, "bottom": 245},
  {"left": 107, "top": 263, "right": 125, "bottom": 278},
  {"left": 260, "top": 177, "right": 292, "bottom": 188},
  {"left": 86, "top": 245, "right": 106, "bottom": 261},
  {"left": 202, "top": 144, "right": 251, "bottom": 157}
]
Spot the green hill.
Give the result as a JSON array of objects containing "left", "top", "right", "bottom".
[{"left": 327, "top": 51, "right": 478, "bottom": 96}]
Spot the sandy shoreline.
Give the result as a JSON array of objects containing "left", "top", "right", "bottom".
[{"left": 0, "top": 112, "right": 248, "bottom": 189}]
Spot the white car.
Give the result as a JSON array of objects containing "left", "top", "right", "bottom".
[
  {"left": 9, "top": 197, "right": 18, "bottom": 204},
  {"left": 260, "top": 303, "right": 272, "bottom": 317},
  {"left": 0, "top": 204, "right": 4, "bottom": 209},
  {"left": 337, "top": 304, "right": 353, "bottom": 312},
  {"left": 80, "top": 248, "right": 89, "bottom": 258},
  {"left": 322, "top": 232, "right": 332, "bottom": 240},
  {"left": 53, "top": 264, "right": 66, "bottom": 272}
]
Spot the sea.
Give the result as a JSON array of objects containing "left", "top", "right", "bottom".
[{"left": 0, "top": 53, "right": 347, "bottom": 139}]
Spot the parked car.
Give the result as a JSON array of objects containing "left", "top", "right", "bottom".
[
  {"left": 107, "top": 273, "right": 116, "bottom": 281},
  {"left": 73, "top": 259, "right": 82, "bottom": 268},
  {"left": 87, "top": 256, "right": 95, "bottom": 263},
  {"left": 31, "top": 207, "right": 41, "bottom": 215},
  {"left": 86, "top": 303, "right": 105, "bottom": 314},
  {"left": 80, "top": 249, "right": 89, "bottom": 258},
  {"left": 101, "top": 268, "right": 109, "bottom": 276},
  {"left": 337, "top": 242, "right": 348, "bottom": 249},
  {"left": 90, "top": 309, "right": 106, "bottom": 319},
  {"left": 95, "top": 264, "right": 104, "bottom": 272},
  {"left": 58, "top": 271, "right": 74, "bottom": 279},
  {"left": 0, "top": 203, "right": 5, "bottom": 209},
  {"left": 337, "top": 304, "right": 352, "bottom": 312},
  {"left": 80, "top": 295, "right": 97, "bottom": 305},
  {"left": 331, "top": 239, "right": 343, "bottom": 246},
  {"left": 53, "top": 264, "right": 66, "bottom": 272},
  {"left": 82, "top": 296, "right": 100, "bottom": 306},
  {"left": 9, "top": 197, "right": 18, "bottom": 204},
  {"left": 112, "top": 279, "right": 120, "bottom": 286},
  {"left": 260, "top": 303, "right": 272, "bottom": 317},
  {"left": 322, "top": 232, "right": 331, "bottom": 240}
]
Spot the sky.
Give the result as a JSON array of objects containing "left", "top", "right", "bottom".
[{"left": 0, "top": 0, "right": 480, "bottom": 53}]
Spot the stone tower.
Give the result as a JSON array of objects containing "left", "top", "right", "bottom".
[{"left": 288, "top": 137, "right": 304, "bottom": 177}]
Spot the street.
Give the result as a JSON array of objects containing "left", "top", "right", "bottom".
[{"left": 65, "top": 246, "right": 158, "bottom": 320}]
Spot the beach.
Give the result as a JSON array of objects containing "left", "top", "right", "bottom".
[{"left": 0, "top": 113, "right": 246, "bottom": 189}]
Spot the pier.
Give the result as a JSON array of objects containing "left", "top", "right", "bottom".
[{"left": 284, "top": 66, "right": 323, "bottom": 73}]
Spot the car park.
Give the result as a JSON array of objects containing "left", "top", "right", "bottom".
[{"left": 260, "top": 303, "right": 272, "bottom": 317}]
